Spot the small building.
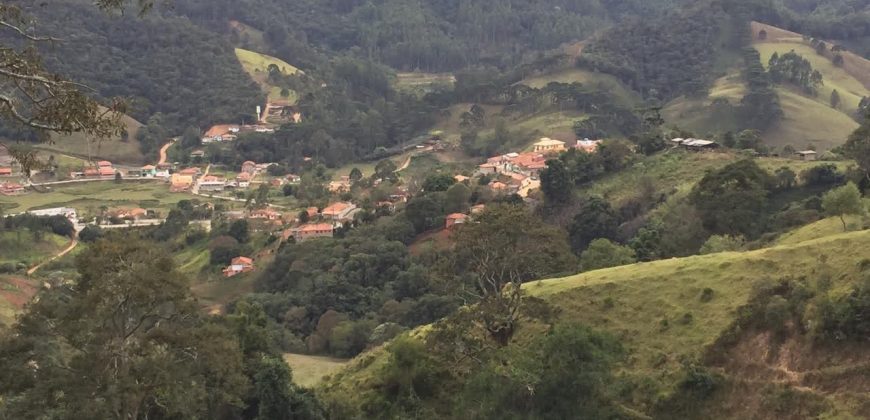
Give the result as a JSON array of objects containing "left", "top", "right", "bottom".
[
  {"left": 286, "top": 174, "right": 301, "bottom": 184},
  {"left": 454, "top": 175, "right": 470, "bottom": 183},
  {"left": 97, "top": 160, "right": 113, "bottom": 168},
  {"left": 490, "top": 181, "right": 509, "bottom": 191},
  {"left": 241, "top": 161, "right": 257, "bottom": 174},
  {"left": 288, "top": 223, "right": 334, "bottom": 243},
  {"left": 236, "top": 172, "right": 252, "bottom": 188},
  {"left": 0, "top": 167, "right": 12, "bottom": 176},
  {"left": 532, "top": 138, "right": 566, "bottom": 154},
  {"left": 674, "top": 138, "right": 719, "bottom": 151},
  {"left": 795, "top": 150, "right": 817, "bottom": 161},
  {"left": 28, "top": 207, "right": 78, "bottom": 224},
  {"left": 189, "top": 149, "right": 206, "bottom": 159},
  {"left": 178, "top": 167, "right": 201, "bottom": 177},
  {"left": 471, "top": 204, "right": 486, "bottom": 214},
  {"left": 141, "top": 165, "right": 157, "bottom": 177},
  {"left": 0, "top": 182, "right": 25, "bottom": 195},
  {"left": 446, "top": 213, "right": 468, "bottom": 229},
  {"left": 223, "top": 256, "right": 254, "bottom": 277}
]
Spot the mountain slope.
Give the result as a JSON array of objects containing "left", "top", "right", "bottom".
[
  {"left": 320, "top": 229, "right": 870, "bottom": 418},
  {"left": 664, "top": 22, "right": 868, "bottom": 151}
]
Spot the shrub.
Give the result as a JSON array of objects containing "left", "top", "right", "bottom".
[
  {"left": 700, "top": 288, "right": 715, "bottom": 302},
  {"left": 699, "top": 234, "right": 745, "bottom": 254}
]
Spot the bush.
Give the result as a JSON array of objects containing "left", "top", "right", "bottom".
[
  {"left": 700, "top": 288, "right": 715, "bottom": 302},
  {"left": 699, "top": 234, "right": 745, "bottom": 254},
  {"left": 580, "top": 238, "right": 636, "bottom": 271},
  {"left": 801, "top": 163, "right": 845, "bottom": 187},
  {"left": 815, "top": 278, "right": 870, "bottom": 342},
  {"left": 78, "top": 225, "right": 104, "bottom": 243}
]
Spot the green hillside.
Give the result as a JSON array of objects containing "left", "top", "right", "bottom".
[
  {"left": 521, "top": 68, "right": 641, "bottom": 108},
  {"left": 664, "top": 23, "right": 869, "bottom": 151},
  {"left": 42, "top": 110, "right": 145, "bottom": 165},
  {"left": 234, "top": 48, "right": 301, "bottom": 104},
  {"left": 320, "top": 228, "right": 870, "bottom": 418}
]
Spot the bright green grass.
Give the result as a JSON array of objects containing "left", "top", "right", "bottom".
[
  {"left": 775, "top": 215, "right": 867, "bottom": 245},
  {"left": 754, "top": 42, "right": 869, "bottom": 115},
  {"left": 0, "top": 181, "right": 206, "bottom": 216},
  {"left": 284, "top": 353, "right": 350, "bottom": 388},
  {"left": 766, "top": 87, "right": 859, "bottom": 151},
  {"left": 321, "top": 229, "right": 870, "bottom": 415},
  {"left": 235, "top": 48, "right": 300, "bottom": 77},
  {"left": 521, "top": 68, "right": 641, "bottom": 107},
  {"left": 0, "top": 231, "right": 69, "bottom": 266},
  {"left": 44, "top": 111, "right": 144, "bottom": 164}
]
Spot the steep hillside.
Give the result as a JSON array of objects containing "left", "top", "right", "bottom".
[
  {"left": 319, "top": 229, "right": 870, "bottom": 418},
  {"left": 234, "top": 48, "right": 302, "bottom": 104}
]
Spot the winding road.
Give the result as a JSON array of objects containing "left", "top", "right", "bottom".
[{"left": 157, "top": 140, "right": 174, "bottom": 166}]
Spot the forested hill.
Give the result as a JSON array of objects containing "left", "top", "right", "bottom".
[
  {"left": 13, "top": 0, "right": 263, "bottom": 133},
  {"left": 171, "top": 0, "right": 689, "bottom": 72}
]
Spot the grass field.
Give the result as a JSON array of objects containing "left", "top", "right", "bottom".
[
  {"left": 0, "top": 231, "right": 69, "bottom": 267},
  {"left": 521, "top": 68, "right": 642, "bottom": 107},
  {"left": 0, "top": 180, "right": 233, "bottom": 217},
  {"left": 765, "top": 87, "right": 860, "bottom": 150},
  {"left": 0, "top": 275, "right": 39, "bottom": 327},
  {"left": 44, "top": 110, "right": 145, "bottom": 164},
  {"left": 235, "top": 48, "right": 301, "bottom": 104},
  {"left": 775, "top": 215, "right": 867, "bottom": 245},
  {"left": 283, "top": 353, "right": 349, "bottom": 388},
  {"left": 321, "top": 227, "right": 870, "bottom": 417}
]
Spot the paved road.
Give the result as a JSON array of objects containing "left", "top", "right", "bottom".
[{"left": 27, "top": 237, "right": 79, "bottom": 276}]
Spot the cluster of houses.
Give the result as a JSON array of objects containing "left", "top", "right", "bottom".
[
  {"left": 476, "top": 137, "right": 601, "bottom": 196},
  {"left": 201, "top": 124, "right": 275, "bottom": 144},
  {"left": 282, "top": 201, "right": 362, "bottom": 243}
]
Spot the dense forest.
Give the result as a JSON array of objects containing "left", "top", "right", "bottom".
[{"left": 9, "top": 1, "right": 263, "bottom": 135}]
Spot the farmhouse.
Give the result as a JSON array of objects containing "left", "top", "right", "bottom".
[
  {"left": 532, "top": 138, "right": 566, "bottom": 153},
  {"left": 286, "top": 223, "right": 334, "bottom": 243},
  {"left": 321, "top": 202, "right": 358, "bottom": 223},
  {"left": 446, "top": 213, "right": 468, "bottom": 229},
  {"left": 672, "top": 138, "right": 719, "bottom": 151},
  {"left": 202, "top": 125, "right": 240, "bottom": 143},
  {"left": 795, "top": 150, "right": 817, "bottom": 161},
  {"left": 223, "top": 256, "right": 254, "bottom": 277}
]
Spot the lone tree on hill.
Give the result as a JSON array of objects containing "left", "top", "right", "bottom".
[
  {"left": 822, "top": 182, "right": 865, "bottom": 231},
  {"left": 831, "top": 89, "right": 841, "bottom": 109},
  {"left": 452, "top": 204, "right": 575, "bottom": 346}
]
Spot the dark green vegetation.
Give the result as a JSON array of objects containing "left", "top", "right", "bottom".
[
  {"left": 0, "top": 239, "right": 323, "bottom": 419},
  {"left": 10, "top": 0, "right": 263, "bottom": 136}
]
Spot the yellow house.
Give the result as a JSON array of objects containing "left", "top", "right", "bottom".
[{"left": 532, "top": 138, "right": 566, "bottom": 153}]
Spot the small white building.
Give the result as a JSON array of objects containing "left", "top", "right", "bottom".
[{"left": 28, "top": 207, "right": 78, "bottom": 224}]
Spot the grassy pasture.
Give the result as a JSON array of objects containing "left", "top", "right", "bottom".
[
  {"left": 44, "top": 110, "right": 145, "bottom": 164},
  {"left": 284, "top": 353, "right": 350, "bottom": 388}
]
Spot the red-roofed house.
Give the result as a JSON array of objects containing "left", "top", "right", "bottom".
[
  {"left": 306, "top": 207, "right": 319, "bottom": 218},
  {"left": 236, "top": 172, "right": 252, "bottom": 188},
  {"left": 446, "top": 213, "right": 468, "bottom": 229},
  {"left": 286, "top": 223, "right": 334, "bottom": 243},
  {"left": 99, "top": 167, "right": 116, "bottom": 177},
  {"left": 97, "top": 160, "right": 112, "bottom": 168},
  {"left": 0, "top": 167, "right": 12, "bottom": 176},
  {"left": 223, "top": 256, "right": 254, "bottom": 277},
  {"left": 0, "top": 182, "right": 25, "bottom": 195}
]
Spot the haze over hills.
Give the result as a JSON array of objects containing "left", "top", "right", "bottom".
[{"left": 0, "top": 1, "right": 869, "bottom": 419}]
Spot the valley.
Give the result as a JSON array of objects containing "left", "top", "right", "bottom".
[{"left": 0, "top": 1, "right": 869, "bottom": 419}]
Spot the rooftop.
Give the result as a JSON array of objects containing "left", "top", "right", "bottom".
[{"left": 534, "top": 138, "right": 565, "bottom": 147}]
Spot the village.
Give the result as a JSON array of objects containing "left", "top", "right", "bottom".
[{"left": 1, "top": 123, "right": 823, "bottom": 281}]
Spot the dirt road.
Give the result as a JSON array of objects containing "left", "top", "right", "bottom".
[
  {"left": 157, "top": 141, "right": 173, "bottom": 165},
  {"left": 27, "top": 238, "right": 79, "bottom": 276}
]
